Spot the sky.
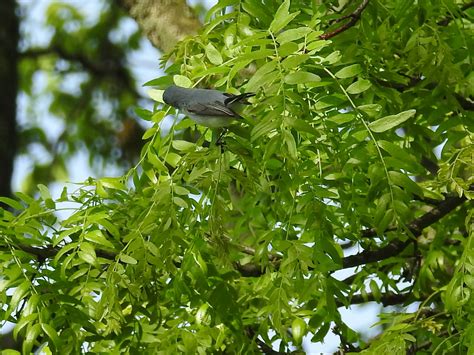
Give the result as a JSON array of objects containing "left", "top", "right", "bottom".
[{"left": 9, "top": 1, "right": 415, "bottom": 353}]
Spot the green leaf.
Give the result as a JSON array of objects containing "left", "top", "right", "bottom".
[
  {"left": 13, "top": 313, "right": 38, "bottom": 340},
  {"left": 173, "top": 186, "right": 190, "bottom": 195},
  {"left": 9, "top": 281, "right": 31, "bottom": 316},
  {"left": 99, "top": 177, "right": 126, "bottom": 191},
  {"left": 323, "top": 50, "right": 341, "bottom": 64},
  {"left": 22, "top": 323, "right": 42, "bottom": 355},
  {"left": 327, "top": 113, "right": 355, "bottom": 125},
  {"left": 269, "top": 0, "right": 299, "bottom": 33},
  {"left": 147, "top": 151, "right": 167, "bottom": 172},
  {"left": 205, "top": 43, "right": 223, "bottom": 65},
  {"left": 291, "top": 318, "right": 307, "bottom": 345},
  {"left": 278, "top": 42, "right": 299, "bottom": 57},
  {"left": 78, "top": 242, "right": 96, "bottom": 265},
  {"left": 276, "top": 27, "right": 311, "bottom": 44},
  {"left": 288, "top": 118, "right": 319, "bottom": 135},
  {"left": 84, "top": 230, "right": 115, "bottom": 249},
  {"left": 281, "top": 54, "right": 309, "bottom": 69},
  {"left": 196, "top": 303, "right": 209, "bottom": 325},
  {"left": 246, "top": 61, "right": 277, "bottom": 92},
  {"left": 172, "top": 140, "right": 196, "bottom": 152},
  {"left": 23, "top": 294, "right": 40, "bottom": 316},
  {"left": 120, "top": 254, "right": 138, "bottom": 264},
  {"left": 38, "top": 183, "right": 52, "bottom": 200},
  {"left": 369, "top": 280, "right": 381, "bottom": 301},
  {"left": 346, "top": 79, "right": 371, "bottom": 94},
  {"left": 173, "top": 196, "right": 189, "bottom": 209},
  {"left": 378, "top": 141, "right": 416, "bottom": 165},
  {"left": 241, "top": 2, "right": 272, "bottom": 26},
  {"left": 165, "top": 152, "right": 181, "bottom": 167},
  {"left": 283, "top": 130, "right": 297, "bottom": 160},
  {"left": 358, "top": 104, "right": 382, "bottom": 118},
  {"left": 173, "top": 75, "right": 192, "bottom": 88},
  {"left": 388, "top": 171, "right": 423, "bottom": 196},
  {"left": 376, "top": 209, "right": 395, "bottom": 232},
  {"left": 251, "top": 112, "right": 281, "bottom": 141},
  {"left": 0, "top": 197, "right": 23, "bottom": 210},
  {"left": 284, "top": 71, "right": 321, "bottom": 85},
  {"left": 192, "top": 66, "right": 230, "bottom": 79},
  {"left": 151, "top": 111, "right": 166, "bottom": 123},
  {"left": 135, "top": 107, "right": 152, "bottom": 121},
  {"left": 368, "top": 109, "right": 416, "bottom": 132},
  {"left": 147, "top": 89, "right": 164, "bottom": 103},
  {"left": 142, "top": 127, "right": 157, "bottom": 140},
  {"left": 306, "top": 40, "right": 328, "bottom": 52},
  {"left": 143, "top": 76, "right": 173, "bottom": 87},
  {"left": 335, "top": 64, "right": 362, "bottom": 79},
  {"left": 41, "top": 323, "right": 61, "bottom": 348}
]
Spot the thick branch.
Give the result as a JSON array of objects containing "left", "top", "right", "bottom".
[
  {"left": 6, "top": 190, "right": 469, "bottom": 279},
  {"left": 342, "top": 194, "right": 468, "bottom": 268},
  {"left": 5, "top": 243, "right": 117, "bottom": 262},
  {"left": 237, "top": 191, "right": 469, "bottom": 277},
  {"left": 117, "top": 0, "right": 201, "bottom": 53},
  {"left": 0, "top": 0, "right": 19, "bottom": 201},
  {"left": 320, "top": 0, "right": 370, "bottom": 40}
]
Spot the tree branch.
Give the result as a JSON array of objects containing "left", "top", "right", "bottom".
[
  {"left": 342, "top": 194, "right": 468, "bottom": 268},
  {"left": 236, "top": 190, "right": 469, "bottom": 277},
  {"left": 117, "top": 0, "right": 201, "bottom": 53},
  {"left": 246, "top": 327, "right": 288, "bottom": 355},
  {"left": 346, "top": 291, "right": 411, "bottom": 307},
  {"left": 437, "top": 1, "right": 474, "bottom": 26},
  {"left": 3, "top": 242, "right": 117, "bottom": 262},
  {"left": 5, "top": 189, "right": 469, "bottom": 280},
  {"left": 0, "top": 0, "right": 19, "bottom": 201},
  {"left": 320, "top": 0, "right": 370, "bottom": 40}
]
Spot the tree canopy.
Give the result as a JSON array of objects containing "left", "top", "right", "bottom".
[{"left": 1, "top": 0, "right": 473, "bottom": 353}]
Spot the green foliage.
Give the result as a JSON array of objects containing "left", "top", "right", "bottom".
[{"left": 1, "top": 0, "right": 473, "bottom": 353}]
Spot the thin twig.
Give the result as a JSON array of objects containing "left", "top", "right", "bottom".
[{"left": 320, "top": 0, "right": 370, "bottom": 40}]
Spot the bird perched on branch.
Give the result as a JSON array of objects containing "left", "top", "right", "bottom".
[{"left": 163, "top": 85, "right": 255, "bottom": 128}]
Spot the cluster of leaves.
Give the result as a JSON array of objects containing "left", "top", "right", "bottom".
[{"left": 1, "top": 0, "right": 473, "bottom": 353}]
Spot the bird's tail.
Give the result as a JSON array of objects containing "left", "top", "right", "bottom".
[{"left": 224, "top": 92, "right": 256, "bottom": 105}]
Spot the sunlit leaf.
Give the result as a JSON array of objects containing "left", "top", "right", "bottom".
[{"left": 369, "top": 109, "right": 416, "bottom": 132}]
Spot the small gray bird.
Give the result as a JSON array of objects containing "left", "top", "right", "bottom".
[{"left": 163, "top": 85, "right": 255, "bottom": 128}]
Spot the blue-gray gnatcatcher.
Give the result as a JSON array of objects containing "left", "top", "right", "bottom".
[{"left": 163, "top": 85, "right": 255, "bottom": 128}]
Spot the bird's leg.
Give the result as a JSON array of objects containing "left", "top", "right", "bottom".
[{"left": 216, "top": 128, "right": 227, "bottom": 152}]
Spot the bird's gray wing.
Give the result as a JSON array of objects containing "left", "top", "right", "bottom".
[{"left": 186, "top": 102, "right": 237, "bottom": 117}]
